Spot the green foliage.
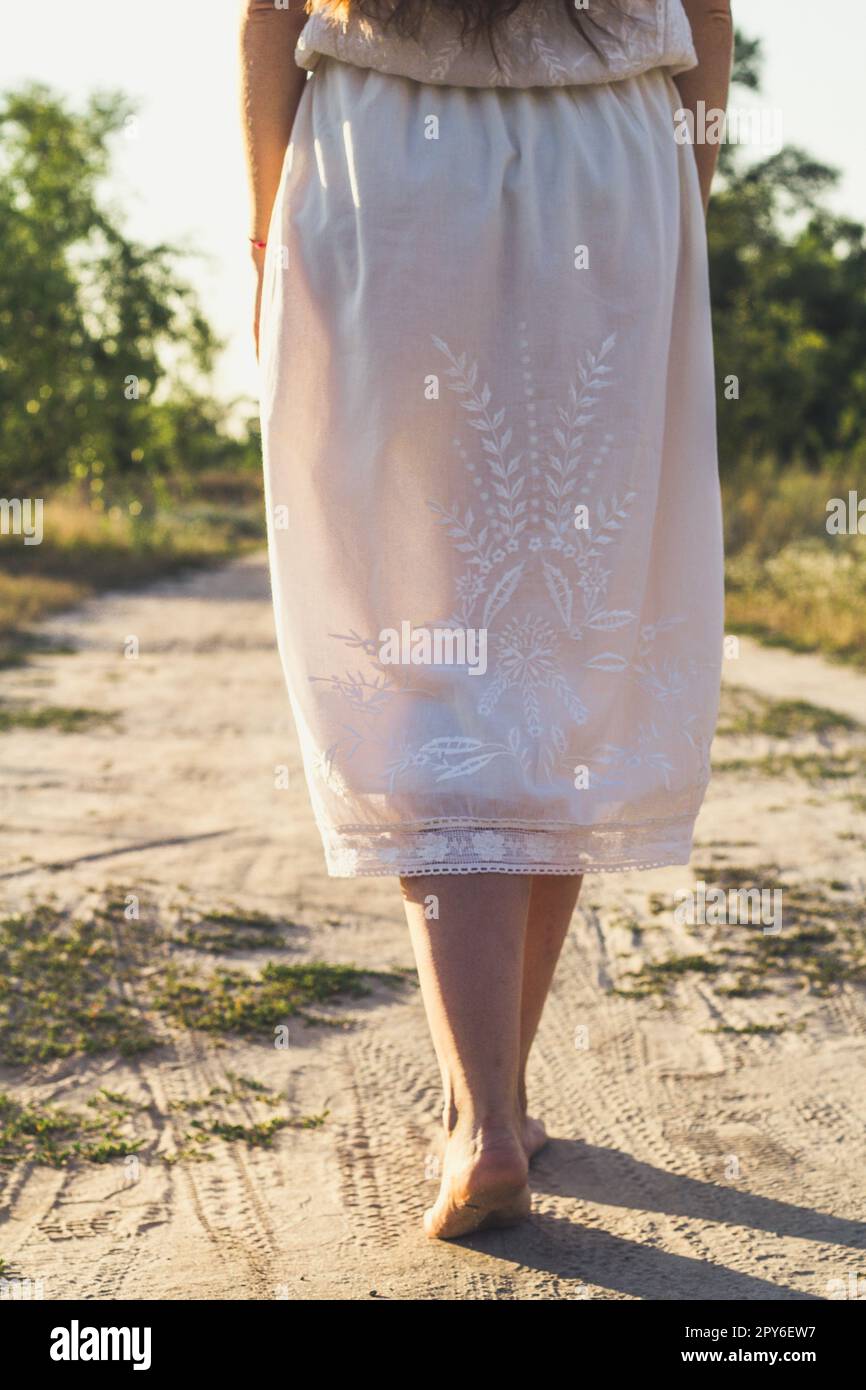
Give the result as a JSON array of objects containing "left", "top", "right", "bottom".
[
  {"left": 0, "top": 702, "right": 117, "bottom": 732},
  {"left": 0, "top": 85, "right": 258, "bottom": 499},
  {"left": 152, "top": 960, "right": 378, "bottom": 1035},
  {"left": 710, "top": 37, "right": 866, "bottom": 471},
  {"left": 717, "top": 686, "right": 862, "bottom": 739},
  {"left": 0, "top": 1089, "right": 146, "bottom": 1167},
  {"left": 0, "top": 906, "right": 156, "bottom": 1064},
  {"left": 0, "top": 896, "right": 403, "bottom": 1066}
]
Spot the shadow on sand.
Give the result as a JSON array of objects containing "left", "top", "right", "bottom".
[{"left": 454, "top": 1138, "right": 863, "bottom": 1299}]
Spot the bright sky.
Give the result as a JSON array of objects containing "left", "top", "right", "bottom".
[{"left": 2, "top": 1, "right": 863, "bottom": 410}]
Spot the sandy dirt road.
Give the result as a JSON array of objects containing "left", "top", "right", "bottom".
[{"left": 1, "top": 552, "right": 865, "bottom": 1301}]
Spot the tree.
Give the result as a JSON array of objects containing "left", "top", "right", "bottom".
[
  {"left": 0, "top": 84, "right": 256, "bottom": 501},
  {"left": 709, "top": 34, "right": 866, "bottom": 471}
]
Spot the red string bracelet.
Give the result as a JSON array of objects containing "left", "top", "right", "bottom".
[{"left": 249, "top": 237, "right": 267, "bottom": 249}]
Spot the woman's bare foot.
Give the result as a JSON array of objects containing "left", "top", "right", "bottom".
[
  {"left": 523, "top": 1113, "right": 549, "bottom": 1160},
  {"left": 424, "top": 1123, "right": 530, "bottom": 1240}
]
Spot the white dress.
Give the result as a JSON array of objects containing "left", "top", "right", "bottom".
[{"left": 258, "top": 0, "right": 725, "bottom": 877}]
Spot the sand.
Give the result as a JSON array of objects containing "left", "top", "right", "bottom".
[{"left": 1, "top": 552, "right": 865, "bottom": 1301}]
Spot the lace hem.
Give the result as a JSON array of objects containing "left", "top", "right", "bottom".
[{"left": 320, "top": 815, "right": 698, "bottom": 877}]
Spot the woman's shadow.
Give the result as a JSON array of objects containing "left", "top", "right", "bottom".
[{"left": 459, "top": 1138, "right": 866, "bottom": 1300}]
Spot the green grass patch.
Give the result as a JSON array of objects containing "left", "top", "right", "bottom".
[
  {"left": 613, "top": 954, "right": 723, "bottom": 998},
  {"left": 153, "top": 960, "right": 384, "bottom": 1035},
  {"left": 175, "top": 909, "right": 292, "bottom": 954},
  {"left": 716, "top": 980, "right": 769, "bottom": 999},
  {"left": 0, "top": 1089, "right": 145, "bottom": 1167},
  {"left": 749, "top": 922, "right": 864, "bottom": 994},
  {"left": 640, "top": 876, "right": 866, "bottom": 999},
  {"left": 611, "top": 868, "right": 866, "bottom": 1002},
  {"left": 161, "top": 1077, "right": 329, "bottom": 1164},
  {"left": 722, "top": 463, "right": 866, "bottom": 669},
  {"left": 189, "top": 1117, "right": 289, "bottom": 1147},
  {"left": 0, "top": 1077, "right": 330, "bottom": 1168},
  {"left": 691, "top": 863, "right": 782, "bottom": 887},
  {"left": 707, "top": 1022, "right": 786, "bottom": 1036},
  {"left": 0, "top": 897, "right": 405, "bottom": 1067},
  {"left": 712, "top": 751, "right": 862, "bottom": 782},
  {"left": 0, "top": 906, "right": 157, "bottom": 1065},
  {"left": 0, "top": 702, "right": 118, "bottom": 733},
  {"left": 717, "top": 686, "right": 862, "bottom": 739}
]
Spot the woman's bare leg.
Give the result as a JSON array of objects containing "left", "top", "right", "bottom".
[
  {"left": 400, "top": 873, "right": 532, "bottom": 1239},
  {"left": 518, "top": 874, "right": 583, "bottom": 1158}
]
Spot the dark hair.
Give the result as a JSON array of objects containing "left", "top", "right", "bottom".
[{"left": 311, "top": 1, "right": 643, "bottom": 69}]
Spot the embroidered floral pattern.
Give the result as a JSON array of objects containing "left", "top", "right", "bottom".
[
  {"left": 420, "top": 331, "right": 636, "bottom": 774},
  {"left": 307, "top": 330, "right": 712, "bottom": 805}
]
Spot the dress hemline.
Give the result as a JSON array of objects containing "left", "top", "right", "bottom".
[
  {"left": 319, "top": 813, "right": 700, "bottom": 878},
  {"left": 323, "top": 855, "right": 692, "bottom": 879}
]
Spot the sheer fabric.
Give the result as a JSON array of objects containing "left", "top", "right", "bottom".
[{"left": 258, "top": 6, "right": 723, "bottom": 877}]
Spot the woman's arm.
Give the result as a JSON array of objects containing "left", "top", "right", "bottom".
[
  {"left": 239, "top": 0, "right": 310, "bottom": 353},
  {"left": 673, "top": 0, "right": 734, "bottom": 213}
]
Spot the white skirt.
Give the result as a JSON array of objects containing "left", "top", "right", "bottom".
[{"left": 258, "top": 57, "right": 724, "bottom": 877}]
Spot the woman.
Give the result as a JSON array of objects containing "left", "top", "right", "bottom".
[{"left": 240, "top": 0, "right": 733, "bottom": 1239}]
